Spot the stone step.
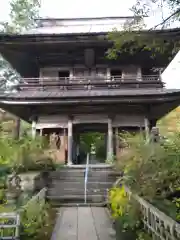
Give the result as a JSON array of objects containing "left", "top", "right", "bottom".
[
  {"left": 51, "top": 168, "right": 115, "bottom": 173},
  {"left": 58, "top": 164, "right": 114, "bottom": 170},
  {"left": 53, "top": 202, "right": 107, "bottom": 207},
  {"left": 51, "top": 167, "right": 116, "bottom": 172},
  {"left": 47, "top": 166, "right": 117, "bottom": 205},
  {"left": 50, "top": 166, "right": 116, "bottom": 172},
  {"left": 49, "top": 172, "right": 117, "bottom": 179},
  {"left": 48, "top": 187, "right": 112, "bottom": 194},
  {"left": 46, "top": 194, "right": 106, "bottom": 203},
  {"left": 47, "top": 188, "right": 108, "bottom": 195},
  {"left": 48, "top": 176, "right": 116, "bottom": 182},
  {"left": 48, "top": 188, "right": 112, "bottom": 194},
  {"left": 49, "top": 180, "right": 114, "bottom": 185},
  {"left": 49, "top": 184, "right": 113, "bottom": 190}
]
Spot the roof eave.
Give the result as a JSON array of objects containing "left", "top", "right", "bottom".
[
  {"left": 0, "top": 27, "right": 180, "bottom": 40},
  {"left": 1, "top": 91, "right": 180, "bottom": 105}
]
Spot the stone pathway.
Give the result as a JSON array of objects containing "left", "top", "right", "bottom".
[{"left": 51, "top": 207, "right": 116, "bottom": 240}]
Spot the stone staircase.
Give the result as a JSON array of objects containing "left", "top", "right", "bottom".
[{"left": 46, "top": 164, "right": 119, "bottom": 206}]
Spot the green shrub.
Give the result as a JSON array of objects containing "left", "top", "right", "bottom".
[
  {"left": 0, "top": 199, "right": 56, "bottom": 240},
  {"left": 115, "top": 131, "right": 180, "bottom": 221},
  {"left": 0, "top": 205, "right": 16, "bottom": 238},
  {"left": 0, "top": 135, "right": 55, "bottom": 173},
  {"left": 20, "top": 201, "right": 56, "bottom": 240},
  {"left": 108, "top": 186, "right": 142, "bottom": 239},
  {"left": 108, "top": 131, "right": 180, "bottom": 238},
  {"left": 0, "top": 189, "right": 6, "bottom": 204}
]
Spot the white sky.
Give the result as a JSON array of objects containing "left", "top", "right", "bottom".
[{"left": 0, "top": 0, "right": 176, "bottom": 28}]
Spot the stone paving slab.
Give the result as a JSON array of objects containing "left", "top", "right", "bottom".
[
  {"left": 91, "top": 207, "right": 115, "bottom": 240},
  {"left": 51, "top": 207, "right": 116, "bottom": 240},
  {"left": 78, "top": 207, "right": 97, "bottom": 240}
]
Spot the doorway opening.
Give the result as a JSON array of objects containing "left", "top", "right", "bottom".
[
  {"left": 73, "top": 124, "right": 107, "bottom": 165},
  {"left": 110, "top": 69, "right": 122, "bottom": 77},
  {"left": 77, "top": 132, "right": 106, "bottom": 164},
  {"left": 58, "top": 70, "right": 70, "bottom": 79}
]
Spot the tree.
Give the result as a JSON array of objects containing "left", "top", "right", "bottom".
[
  {"left": 1, "top": 0, "right": 40, "bottom": 33},
  {"left": 131, "top": 0, "right": 180, "bottom": 29},
  {"left": 0, "top": 0, "right": 41, "bottom": 138},
  {"left": 107, "top": 0, "right": 180, "bottom": 59}
]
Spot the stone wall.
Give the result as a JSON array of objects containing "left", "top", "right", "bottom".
[{"left": 7, "top": 172, "right": 41, "bottom": 192}]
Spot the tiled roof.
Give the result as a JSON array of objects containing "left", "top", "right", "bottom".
[
  {"left": 20, "top": 17, "right": 180, "bottom": 36},
  {"left": 23, "top": 17, "right": 139, "bottom": 35},
  {"left": 1, "top": 88, "right": 180, "bottom": 100}
]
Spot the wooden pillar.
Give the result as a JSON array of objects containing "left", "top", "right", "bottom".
[
  {"left": 13, "top": 118, "right": 21, "bottom": 139},
  {"left": 63, "top": 128, "right": 68, "bottom": 165},
  {"left": 105, "top": 133, "right": 108, "bottom": 160},
  {"left": 76, "top": 132, "right": 80, "bottom": 164},
  {"left": 144, "top": 117, "right": 150, "bottom": 142},
  {"left": 67, "top": 118, "right": 73, "bottom": 165},
  {"left": 40, "top": 129, "right": 43, "bottom": 136},
  {"left": 115, "top": 127, "right": 119, "bottom": 159},
  {"left": 32, "top": 120, "right": 37, "bottom": 139},
  {"left": 137, "top": 67, "right": 142, "bottom": 81},
  {"left": 107, "top": 118, "right": 113, "bottom": 160}
]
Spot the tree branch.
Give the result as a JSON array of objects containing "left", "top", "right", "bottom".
[{"left": 149, "top": 8, "right": 180, "bottom": 30}]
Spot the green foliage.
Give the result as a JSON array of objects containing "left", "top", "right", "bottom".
[
  {"left": 116, "top": 131, "right": 180, "bottom": 221},
  {"left": 20, "top": 200, "right": 53, "bottom": 240},
  {"left": 157, "top": 107, "right": 180, "bottom": 133},
  {"left": 107, "top": 0, "right": 180, "bottom": 60},
  {"left": 136, "top": 231, "right": 152, "bottom": 240},
  {"left": 107, "top": 27, "right": 178, "bottom": 60},
  {"left": 80, "top": 132, "right": 106, "bottom": 160},
  {"left": 106, "top": 154, "right": 116, "bottom": 164},
  {"left": 1, "top": 0, "right": 40, "bottom": 33},
  {"left": 0, "top": 189, "right": 6, "bottom": 204},
  {"left": 0, "top": 215, "right": 16, "bottom": 237},
  {"left": 174, "top": 198, "right": 180, "bottom": 221},
  {"left": 0, "top": 135, "right": 55, "bottom": 173},
  {"left": 108, "top": 131, "right": 180, "bottom": 238},
  {"left": 80, "top": 132, "right": 104, "bottom": 151},
  {"left": 0, "top": 200, "right": 56, "bottom": 240},
  {"left": 0, "top": 0, "right": 41, "bottom": 89},
  {"left": 108, "top": 186, "right": 145, "bottom": 239},
  {"left": 109, "top": 186, "right": 140, "bottom": 228},
  {"left": 0, "top": 204, "right": 17, "bottom": 238}
]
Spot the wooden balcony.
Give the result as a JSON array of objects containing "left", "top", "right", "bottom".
[{"left": 6, "top": 75, "right": 164, "bottom": 92}]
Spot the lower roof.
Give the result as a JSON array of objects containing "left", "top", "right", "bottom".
[
  {"left": 1, "top": 88, "right": 180, "bottom": 99},
  {"left": 0, "top": 88, "right": 180, "bottom": 122},
  {"left": 0, "top": 88, "right": 180, "bottom": 105}
]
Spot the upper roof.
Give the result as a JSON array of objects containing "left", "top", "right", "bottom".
[
  {"left": 1, "top": 16, "right": 179, "bottom": 39},
  {"left": 23, "top": 16, "right": 142, "bottom": 35}
]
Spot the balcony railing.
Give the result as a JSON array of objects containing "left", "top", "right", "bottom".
[{"left": 1, "top": 75, "right": 164, "bottom": 92}]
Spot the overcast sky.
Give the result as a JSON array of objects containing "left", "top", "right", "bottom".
[{"left": 0, "top": 0, "right": 175, "bottom": 28}]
